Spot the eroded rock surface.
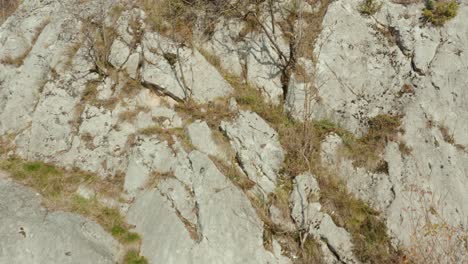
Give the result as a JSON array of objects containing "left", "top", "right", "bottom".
[
  {"left": 221, "top": 111, "right": 285, "bottom": 195},
  {"left": 2, "top": 0, "right": 468, "bottom": 263},
  {"left": 127, "top": 150, "right": 291, "bottom": 264},
  {"left": 0, "top": 173, "right": 120, "bottom": 263},
  {"left": 290, "top": 173, "right": 359, "bottom": 263},
  {"left": 299, "top": 0, "right": 468, "bottom": 249}
]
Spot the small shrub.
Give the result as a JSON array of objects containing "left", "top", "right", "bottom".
[
  {"left": 358, "top": 0, "right": 383, "bottom": 15},
  {"left": 422, "top": 0, "right": 459, "bottom": 26}
]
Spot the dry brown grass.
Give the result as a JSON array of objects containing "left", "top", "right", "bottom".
[
  {"left": 175, "top": 99, "right": 237, "bottom": 128},
  {"left": 318, "top": 172, "right": 405, "bottom": 263},
  {"left": 438, "top": 125, "right": 455, "bottom": 145},
  {"left": 211, "top": 157, "right": 256, "bottom": 191},
  {"left": 0, "top": 133, "right": 16, "bottom": 156},
  {"left": 295, "top": 0, "right": 332, "bottom": 61},
  {"left": 201, "top": 9, "right": 407, "bottom": 262},
  {"left": 404, "top": 185, "right": 468, "bottom": 263},
  {"left": 137, "top": 0, "right": 228, "bottom": 43},
  {"left": 138, "top": 125, "right": 193, "bottom": 151},
  {"left": 118, "top": 106, "right": 150, "bottom": 123},
  {"left": 207, "top": 59, "right": 401, "bottom": 262},
  {"left": 0, "top": 0, "right": 19, "bottom": 24},
  {"left": 144, "top": 171, "right": 175, "bottom": 189}
]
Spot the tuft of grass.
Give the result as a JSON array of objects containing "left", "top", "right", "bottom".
[
  {"left": 175, "top": 99, "right": 237, "bottom": 129},
  {"left": 312, "top": 115, "right": 402, "bottom": 172},
  {"left": 422, "top": 0, "right": 459, "bottom": 26},
  {"left": 144, "top": 171, "right": 175, "bottom": 189},
  {"left": 0, "top": 134, "right": 16, "bottom": 156},
  {"left": 118, "top": 106, "right": 150, "bottom": 123},
  {"left": 123, "top": 250, "right": 148, "bottom": 264},
  {"left": 0, "top": 158, "right": 137, "bottom": 243},
  {"left": 138, "top": 0, "right": 241, "bottom": 43},
  {"left": 111, "top": 224, "right": 141, "bottom": 244},
  {"left": 138, "top": 0, "right": 196, "bottom": 43},
  {"left": 211, "top": 157, "right": 256, "bottom": 191},
  {"left": 62, "top": 41, "right": 82, "bottom": 70},
  {"left": 81, "top": 79, "right": 120, "bottom": 111},
  {"left": 318, "top": 174, "right": 403, "bottom": 263},
  {"left": 438, "top": 125, "right": 455, "bottom": 145},
  {"left": 298, "top": 236, "right": 325, "bottom": 264},
  {"left": 0, "top": 158, "right": 94, "bottom": 199},
  {"left": 138, "top": 125, "right": 193, "bottom": 151},
  {"left": 358, "top": 0, "right": 383, "bottom": 15},
  {"left": 0, "top": 157, "right": 147, "bottom": 262}
]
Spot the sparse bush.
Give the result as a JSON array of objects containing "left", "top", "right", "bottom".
[
  {"left": 422, "top": 0, "right": 459, "bottom": 26},
  {"left": 358, "top": 0, "right": 383, "bottom": 15}
]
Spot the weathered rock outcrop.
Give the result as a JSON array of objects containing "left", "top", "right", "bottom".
[
  {"left": 296, "top": 0, "right": 468, "bottom": 249},
  {"left": 1, "top": 0, "right": 468, "bottom": 263},
  {"left": 128, "top": 150, "right": 291, "bottom": 264},
  {"left": 221, "top": 111, "right": 285, "bottom": 195},
  {"left": 290, "top": 173, "right": 359, "bottom": 263}
]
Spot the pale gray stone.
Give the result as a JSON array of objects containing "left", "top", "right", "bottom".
[
  {"left": 128, "top": 150, "right": 291, "bottom": 264},
  {"left": 290, "top": 173, "right": 358, "bottom": 263},
  {"left": 220, "top": 111, "right": 285, "bottom": 195},
  {"left": 0, "top": 175, "right": 119, "bottom": 264},
  {"left": 108, "top": 39, "right": 130, "bottom": 68},
  {"left": 142, "top": 32, "right": 233, "bottom": 103},
  {"left": 76, "top": 185, "right": 96, "bottom": 200},
  {"left": 187, "top": 120, "right": 225, "bottom": 160},
  {"left": 124, "top": 52, "right": 140, "bottom": 79}
]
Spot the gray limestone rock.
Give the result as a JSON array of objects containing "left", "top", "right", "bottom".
[
  {"left": 290, "top": 173, "right": 359, "bottom": 263},
  {"left": 108, "top": 39, "right": 130, "bottom": 69},
  {"left": 0, "top": 174, "right": 120, "bottom": 264},
  {"left": 220, "top": 111, "right": 285, "bottom": 195},
  {"left": 186, "top": 120, "right": 226, "bottom": 160},
  {"left": 127, "top": 150, "right": 291, "bottom": 264},
  {"left": 141, "top": 32, "right": 233, "bottom": 103}
]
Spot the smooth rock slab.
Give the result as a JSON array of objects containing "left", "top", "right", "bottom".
[
  {"left": 0, "top": 173, "right": 120, "bottom": 264},
  {"left": 187, "top": 120, "right": 226, "bottom": 160}
]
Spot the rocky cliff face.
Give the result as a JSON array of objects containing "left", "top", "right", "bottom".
[{"left": 1, "top": 0, "right": 467, "bottom": 263}]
